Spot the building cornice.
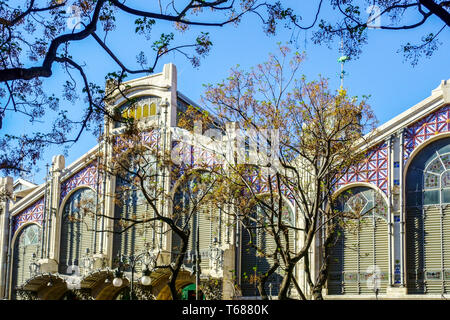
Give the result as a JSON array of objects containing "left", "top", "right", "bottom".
[{"left": 356, "top": 79, "right": 450, "bottom": 151}]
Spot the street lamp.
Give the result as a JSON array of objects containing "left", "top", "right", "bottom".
[
  {"left": 140, "top": 268, "right": 152, "bottom": 286},
  {"left": 81, "top": 248, "right": 94, "bottom": 276},
  {"left": 29, "top": 252, "right": 40, "bottom": 277},
  {"left": 112, "top": 269, "right": 124, "bottom": 287},
  {"left": 112, "top": 246, "right": 157, "bottom": 299}
]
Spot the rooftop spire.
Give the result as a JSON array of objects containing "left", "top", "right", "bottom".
[{"left": 337, "top": 39, "right": 350, "bottom": 92}]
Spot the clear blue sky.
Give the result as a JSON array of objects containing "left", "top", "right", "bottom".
[{"left": 2, "top": 1, "right": 449, "bottom": 184}]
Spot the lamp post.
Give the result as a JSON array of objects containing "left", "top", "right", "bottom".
[
  {"left": 112, "top": 246, "right": 157, "bottom": 299},
  {"left": 29, "top": 252, "right": 40, "bottom": 278},
  {"left": 81, "top": 248, "right": 94, "bottom": 276}
]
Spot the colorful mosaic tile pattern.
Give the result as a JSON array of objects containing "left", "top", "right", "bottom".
[
  {"left": 13, "top": 198, "right": 44, "bottom": 233},
  {"left": 170, "top": 141, "right": 222, "bottom": 188},
  {"left": 60, "top": 162, "right": 101, "bottom": 202},
  {"left": 404, "top": 105, "right": 450, "bottom": 163},
  {"left": 337, "top": 143, "right": 389, "bottom": 195},
  {"left": 115, "top": 129, "right": 160, "bottom": 152}
]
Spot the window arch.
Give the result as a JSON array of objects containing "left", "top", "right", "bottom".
[
  {"left": 405, "top": 136, "right": 450, "bottom": 294},
  {"left": 328, "top": 186, "right": 389, "bottom": 295},
  {"left": 114, "top": 96, "right": 161, "bottom": 128},
  {"left": 11, "top": 224, "right": 41, "bottom": 299}
]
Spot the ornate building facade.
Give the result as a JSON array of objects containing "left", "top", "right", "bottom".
[{"left": 0, "top": 63, "right": 449, "bottom": 299}]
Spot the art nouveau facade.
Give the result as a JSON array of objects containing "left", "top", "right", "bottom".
[{"left": 0, "top": 62, "right": 449, "bottom": 299}]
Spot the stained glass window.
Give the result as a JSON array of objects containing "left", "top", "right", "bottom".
[
  {"left": 419, "top": 152, "right": 450, "bottom": 204},
  {"left": 424, "top": 173, "right": 439, "bottom": 189},
  {"left": 427, "top": 158, "right": 444, "bottom": 174},
  {"left": 338, "top": 187, "right": 387, "bottom": 221},
  {"left": 115, "top": 96, "right": 161, "bottom": 128},
  {"left": 20, "top": 225, "right": 40, "bottom": 247},
  {"left": 442, "top": 171, "right": 450, "bottom": 188},
  {"left": 441, "top": 154, "right": 450, "bottom": 169}
]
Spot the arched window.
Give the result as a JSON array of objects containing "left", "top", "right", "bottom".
[
  {"left": 11, "top": 224, "right": 41, "bottom": 299},
  {"left": 59, "top": 188, "right": 97, "bottom": 274},
  {"left": 406, "top": 137, "right": 450, "bottom": 294},
  {"left": 328, "top": 186, "right": 389, "bottom": 295},
  {"left": 115, "top": 96, "right": 161, "bottom": 128}
]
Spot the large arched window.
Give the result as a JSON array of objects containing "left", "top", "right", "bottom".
[
  {"left": 114, "top": 96, "right": 161, "bottom": 128},
  {"left": 406, "top": 137, "right": 450, "bottom": 294},
  {"left": 240, "top": 198, "right": 295, "bottom": 297},
  {"left": 59, "top": 188, "right": 97, "bottom": 274},
  {"left": 328, "top": 186, "right": 389, "bottom": 295},
  {"left": 11, "top": 224, "right": 41, "bottom": 299}
]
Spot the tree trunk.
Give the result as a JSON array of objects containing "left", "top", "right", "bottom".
[
  {"left": 168, "top": 230, "right": 189, "bottom": 300},
  {"left": 312, "top": 287, "right": 323, "bottom": 300},
  {"left": 277, "top": 264, "right": 294, "bottom": 300}
]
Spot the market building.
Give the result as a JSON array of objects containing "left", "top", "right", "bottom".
[{"left": 0, "top": 63, "right": 449, "bottom": 299}]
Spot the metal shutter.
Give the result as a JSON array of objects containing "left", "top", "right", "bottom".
[
  {"left": 328, "top": 216, "right": 389, "bottom": 295},
  {"left": 406, "top": 207, "right": 424, "bottom": 293},
  {"left": 342, "top": 224, "right": 359, "bottom": 294},
  {"left": 59, "top": 188, "right": 95, "bottom": 275},
  {"left": 374, "top": 217, "right": 389, "bottom": 293},
  {"left": 112, "top": 188, "right": 155, "bottom": 273},
  {"left": 241, "top": 207, "right": 296, "bottom": 297},
  {"left": 443, "top": 204, "right": 450, "bottom": 291},
  {"left": 241, "top": 216, "right": 259, "bottom": 296},
  {"left": 423, "top": 206, "right": 441, "bottom": 293},
  {"left": 328, "top": 225, "right": 345, "bottom": 294}
]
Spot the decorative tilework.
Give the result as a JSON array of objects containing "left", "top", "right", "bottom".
[
  {"left": 404, "top": 105, "right": 450, "bottom": 163},
  {"left": 170, "top": 140, "right": 223, "bottom": 189},
  {"left": 13, "top": 198, "right": 44, "bottom": 233},
  {"left": 337, "top": 143, "right": 389, "bottom": 195},
  {"left": 60, "top": 162, "right": 101, "bottom": 202},
  {"left": 114, "top": 129, "right": 160, "bottom": 152}
]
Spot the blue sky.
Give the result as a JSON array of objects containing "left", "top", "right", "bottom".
[{"left": 2, "top": 1, "right": 449, "bottom": 184}]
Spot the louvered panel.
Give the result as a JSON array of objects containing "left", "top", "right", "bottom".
[
  {"left": 443, "top": 205, "right": 450, "bottom": 292},
  {"left": 359, "top": 219, "right": 374, "bottom": 273},
  {"left": 241, "top": 220, "right": 258, "bottom": 296},
  {"left": 342, "top": 228, "right": 359, "bottom": 294},
  {"left": 374, "top": 217, "right": 389, "bottom": 292},
  {"left": 121, "top": 204, "right": 151, "bottom": 255},
  {"left": 79, "top": 214, "right": 95, "bottom": 275},
  {"left": 328, "top": 226, "right": 345, "bottom": 295},
  {"left": 112, "top": 190, "right": 155, "bottom": 275},
  {"left": 12, "top": 245, "right": 38, "bottom": 299},
  {"left": 171, "top": 191, "right": 184, "bottom": 258},
  {"left": 406, "top": 208, "right": 424, "bottom": 293},
  {"left": 359, "top": 219, "right": 375, "bottom": 294},
  {"left": 59, "top": 188, "right": 96, "bottom": 275},
  {"left": 198, "top": 202, "right": 213, "bottom": 270},
  {"left": 263, "top": 226, "right": 282, "bottom": 295},
  {"left": 11, "top": 225, "right": 40, "bottom": 299},
  {"left": 423, "top": 206, "right": 442, "bottom": 293}
]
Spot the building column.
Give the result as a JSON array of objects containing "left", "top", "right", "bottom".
[
  {"left": 386, "top": 131, "right": 407, "bottom": 296},
  {"left": 39, "top": 155, "right": 64, "bottom": 273},
  {"left": 0, "top": 177, "right": 13, "bottom": 299}
]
